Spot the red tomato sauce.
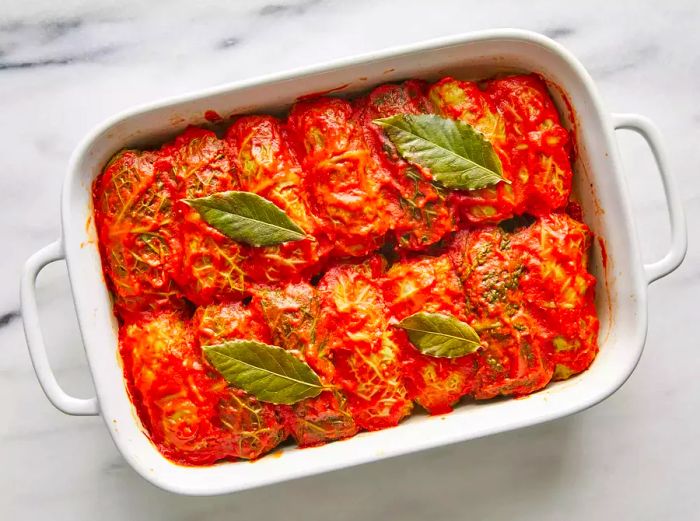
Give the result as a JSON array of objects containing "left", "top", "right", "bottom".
[
  {"left": 286, "top": 97, "right": 392, "bottom": 258},
  {"left": 225, "top": 115, "right": 328, "bottom": 282},
  {"left": 430, "top": 75, "right": 572, "bottom": 225},
  {"left": 204, "top": 110, "right": 223, "bottom": 123},
  {"left": 382, "top": 254, "right": 478, "bottom": 413},
  {"left": 92, "top": 74, "right": 599, "bottom": 465},
  {"left": 356, "top": 80, "right": 456, "bottom": 250},
  {"left": 598, "top": 236, "right": 608, "bottom": 270},
  {"left": 295, "top": 83, "right": 351, "bottom": 101}
]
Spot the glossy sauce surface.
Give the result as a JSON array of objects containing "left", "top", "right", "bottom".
[{"left": 92, "top": 74, "right": 598, "bottom": 466}]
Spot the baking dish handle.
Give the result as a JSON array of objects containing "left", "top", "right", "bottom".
[
  {"left": 612, "top": 113, "right": 688, "bottom": 284},
  {"left": 20, "top": 240, "right": 99, "bottom": 416}
]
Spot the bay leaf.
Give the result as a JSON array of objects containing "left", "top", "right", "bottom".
[
  {"left": 203, "top": 340, "right": 323, "bottom": 405},
  {"left": 374, "top": 114, "right": 507, "bottom": 190},
  {"left": 185, "top": 191, "right": 306, "bottom": 246},
  {"left": 397, "top": 311, "right": 482, "bottom": 358}
]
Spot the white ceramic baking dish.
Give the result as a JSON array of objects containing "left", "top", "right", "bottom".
[{"left": 20, "top": 29, "right": 687, "bottom": 495}]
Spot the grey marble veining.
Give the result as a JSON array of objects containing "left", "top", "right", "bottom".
[{"left": 2, "top": 0, "right": 699, "bottom": 519}]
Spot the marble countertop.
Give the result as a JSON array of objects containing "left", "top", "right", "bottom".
[{"left": 2, "top": 0, "right": 698, "bottom": 519}]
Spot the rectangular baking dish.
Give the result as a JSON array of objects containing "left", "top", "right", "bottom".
[{"left": 20, "top": 29, "right": 687, "bottom": 496}]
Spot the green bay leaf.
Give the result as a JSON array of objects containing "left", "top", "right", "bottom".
[
  {"left": 203, "top": 340, "right": 323, "bottom": 405},
  {"left": 397, "top": 311, "right": 482, "bottom": 358},
  {"left": 373, "top": 114, "right": 507, "bottom": 190},
  {"left": 185, "top": 191, "right": 306, "bottom": 247}
]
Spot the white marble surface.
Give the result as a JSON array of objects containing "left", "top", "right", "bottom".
[{"left": 2, "top": 0, "right": 699, "bottom": 518}]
